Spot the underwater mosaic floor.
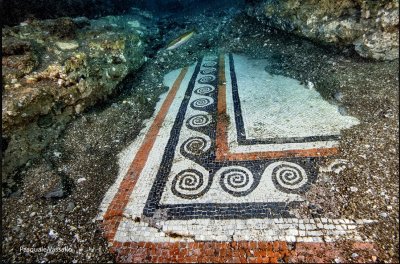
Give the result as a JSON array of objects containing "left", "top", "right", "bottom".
[{"left": 98, "top": 54, "right": 376, "bottom": 262}]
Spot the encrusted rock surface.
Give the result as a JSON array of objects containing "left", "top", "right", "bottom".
[
  {"left": 247, "top": 0, "right": 399, "bottom": 61},
  {"left": 2, "top": 15, "right": 148, "bottom": 183}
]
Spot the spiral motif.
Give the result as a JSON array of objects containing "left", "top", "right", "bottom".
[
  {"left": 190, "top": 97, "right": 213, "bottom": 108},
  {"left": 202, "top": 61, "right": 217, "bottom": 67},
  {"left": 269, "top": 161, "right": 308, "bottom": 192},
  {"left": 198, "top": 75, "right": 216, "bottom": 84},
  {"left": 200, "top": 68, "right": 217, "bottom": 75},
  {"left": 194, "top": 85, "right": 215, "bottom": 95},
  {"left": 171, "top": 169, "right": 207, "bottom": 199},
  {"left": 187, "top": 114, "right": 211, "bottom": 128},
  {"left": 182, "top": 137, "right": 210, "bottom": 155},
  {"left": 218, "top": 166, "right": 254, "bottom": 196}
]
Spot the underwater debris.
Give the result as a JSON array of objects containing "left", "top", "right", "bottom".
[{"left": 166, "top": 30, "right": 195, "bottom": 50}]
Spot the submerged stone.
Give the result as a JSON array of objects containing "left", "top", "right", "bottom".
[
  {"left": 44, "top": 188, "right": 65, "bottom": 199},
  {"left": 55, "top": 41, "right": 79, "bottom": 50}
]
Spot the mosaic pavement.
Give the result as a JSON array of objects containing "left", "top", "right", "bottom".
[{"left": 98, "top": 54, "right": 376, "bottom": 262}]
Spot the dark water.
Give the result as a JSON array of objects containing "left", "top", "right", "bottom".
[
  {"left": 2, "top": 0, "right": 245, "bottom": 26},
  {"left": 138, "top": 0, "right": 245, "bottom": 15}
]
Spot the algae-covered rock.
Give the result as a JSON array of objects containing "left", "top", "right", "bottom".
[
  {"left": 2, "top": 15, "right": 147, "bottom": 178},
  {"left": 247, "top": 0, "right": 399, "bottom": 61}
]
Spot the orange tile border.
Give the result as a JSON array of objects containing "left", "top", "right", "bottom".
[
  {"left": 215, "top": 54, "right": 338, "bottom": 161},
  {"left": 102, "top": 67, "right": 189, "bottom": 241}
]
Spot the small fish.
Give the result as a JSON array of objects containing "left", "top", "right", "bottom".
[{"left": 166, "top": 30, "right": 195, "bottom": 50}]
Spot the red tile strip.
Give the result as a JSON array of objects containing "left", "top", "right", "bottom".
[
  {"left": 216, "top": 54, "right": 230, "bottom": 159},
  {"left": 216, "top": 54, "right": 339, "bottom": 161},
  {"left": 110, "top": 241, "right": 377, "bottom": 263},
  {"left": 102, "top": 67, "right": 189, "bottom": 241}
]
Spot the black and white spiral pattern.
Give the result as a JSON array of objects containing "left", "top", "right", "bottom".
[
  {"left": 190, "top": 97, "right": 213, "bottom": 108},
  {"left": 200, "top": 68, "right": 217, "bottom": 75},
  {"left": 187, "top": 114, "right": 211, "bottom": 128},
  {"left": 194, "top": 85, "right": 215, "bottom": 95},
  {"left": 182, "top": 136, "right": 210, "bottom": 155},
  {"left": 198, "top": 75, "right": 216, "bottom": 84},
  {"left": 269, "top": 161, "right": 308, "bottom": 192},
  {"left": 218, "top": 166, "right": 254, "bottom": 196},
  {"left": 202, "top": 61, "right": 217, "bottom": 67},
  {"left": 171, "top": 169, "right": 207, "bottom": 199}
]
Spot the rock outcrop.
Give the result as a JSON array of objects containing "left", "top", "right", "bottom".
[
  {"left": 2, "top": 15, "right": 148, "bottom": 180},
  {"left": 247, "top": 0, "right": 399, "bottom": 61}
]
